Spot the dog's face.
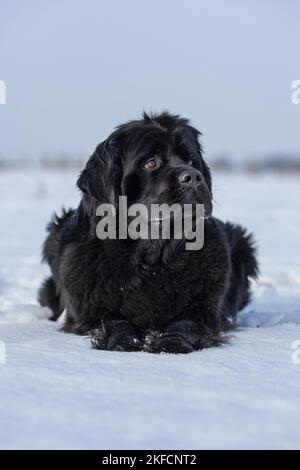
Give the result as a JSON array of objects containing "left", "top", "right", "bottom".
[{"left": 78, "top": 112, "right": 212, "bottom": 215}]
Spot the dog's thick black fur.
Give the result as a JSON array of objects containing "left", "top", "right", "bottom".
[{"left": 39, "top": 112, "right": 258, "bottom": 353}]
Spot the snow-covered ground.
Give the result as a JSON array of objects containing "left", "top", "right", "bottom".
[{"left": 0, "top": 169, "right": 300, "bottom": 450}]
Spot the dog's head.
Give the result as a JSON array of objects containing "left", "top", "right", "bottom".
[{"left": 77, "top": 112, "right": 212, "bottom": 215}]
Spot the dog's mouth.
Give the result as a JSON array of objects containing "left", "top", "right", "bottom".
[{"left": 155, "top": 185, "right": 213, "bottom": 217}]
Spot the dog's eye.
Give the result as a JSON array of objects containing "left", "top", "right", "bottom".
[{"left": 144, "top": 158, "right": 161, "bottom": 170}]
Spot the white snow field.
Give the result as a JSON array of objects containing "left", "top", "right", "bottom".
[{"left": 0, "top": 169, "right": 300, "bottom": 450}]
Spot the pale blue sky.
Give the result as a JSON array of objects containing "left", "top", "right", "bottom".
[{"left": 0, "top": 0, "right": 299, "bottom": 160}]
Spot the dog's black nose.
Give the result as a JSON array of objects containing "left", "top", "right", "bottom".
[{"left": 177, "top": 168, "right": 202, "bottom": 187}]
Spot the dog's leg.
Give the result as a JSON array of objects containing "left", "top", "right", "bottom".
[
  {"left": 91, "top": 320, "right": 143, "bottom": 352},
  {"left": 38, "top": 276, "right": 63, "bottom": 321}
]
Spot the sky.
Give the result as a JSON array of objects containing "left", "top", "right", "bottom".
[{"left": 0, "top": 0, "right": 299, "bottom": 161}]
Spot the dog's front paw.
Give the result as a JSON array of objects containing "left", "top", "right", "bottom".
[
  {"left": 151, "top": 320, "right": 200, "bottom": 354},
  {"left": 154, "top": 334, "right": 195, "bottom": 354},
  {"left": 91, "top": 320, "right": 143, "bottom": 352},
  {"left": 154, "top": 321, "right": 227, "bottom": 353}
]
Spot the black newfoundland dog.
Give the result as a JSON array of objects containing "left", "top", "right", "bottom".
[{"left": 39, "top": 112, "right": 258, "bottom": 353}]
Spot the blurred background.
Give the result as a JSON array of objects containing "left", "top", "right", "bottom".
[{"left": 0, "top": 0, "right": 300, "bottom": 173}]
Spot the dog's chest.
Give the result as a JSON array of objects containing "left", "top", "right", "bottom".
[{"left": 116, "top": 261, "right": 202, "bottom": 329}]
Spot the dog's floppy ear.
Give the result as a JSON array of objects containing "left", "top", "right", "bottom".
[{"left": 77, "top": 139, "right": 121, "bottom": 202}]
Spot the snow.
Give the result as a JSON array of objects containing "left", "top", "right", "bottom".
[{"left": 0, "top": 169, "right": 300, "bottom": 450}]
